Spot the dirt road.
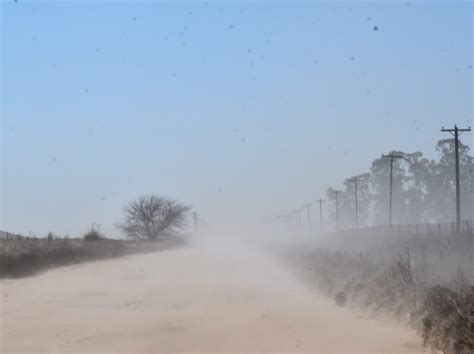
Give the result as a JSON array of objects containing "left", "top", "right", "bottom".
[{"left": 1, "top": 245, "right": 429, "bottom": 353}]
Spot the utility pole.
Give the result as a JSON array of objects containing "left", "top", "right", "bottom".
[
  {"left": 329, "top": 190, "right": 342, "bottom": 232},
  {"left": 314, "top": 199, "right": 325, "bottom": 235},
  {"left": 291, "top": 210, "right": 298, "bottom": 232},
  {"left": 294, "top": 210, "right": 299, "bottom": 231},
  {"left": 382, "top": 153, "right": 404, "bottom": 226},
  {"left": 297, "top": 209, "right": 303, "bottom": 231},
  {"left": 441, "top": 125, "right": 471, "bottom": 234},
  {"left": 293, "top": 209, "right": 301, "bottom": 232},
  {"left": 277, "top": 215, "right": 284, "bottom": 228},
  {"left": 193, "top": 212, "right": 199, "bottom": 232},
  {"left": 349, "top": 177, "right": 365, "bottom": 229},
  {"left": 303, "top": 203, "right": 312, "bottom": 232}
]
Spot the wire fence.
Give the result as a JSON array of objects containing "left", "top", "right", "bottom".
[
  {"left": 336, "top": 219, "right": 473, "bottom": 238},
  {"left": 0, "top": 231, "right": 24, "bottom": 240}
]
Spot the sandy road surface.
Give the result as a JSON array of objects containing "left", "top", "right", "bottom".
[{"left": 1, "top": 246, "right": 429, "bottom": 353}]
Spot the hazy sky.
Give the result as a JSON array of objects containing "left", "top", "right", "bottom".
[{"left": 1, "top": 1, "right": 472, "bottom": 237}]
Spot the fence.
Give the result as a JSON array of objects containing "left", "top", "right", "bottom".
[
  {"left": 336, "top": 219, "right": 473, "bottom": 238},
  {"left": 0, "top": 231, "right": 24, "bottom": 240}
]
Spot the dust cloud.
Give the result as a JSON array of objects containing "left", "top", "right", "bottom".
[{"left": 1, "top": 237, "right": 428, "bottom": 353}]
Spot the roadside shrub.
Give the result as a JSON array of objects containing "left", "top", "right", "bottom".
[
  {"left": 334, "top": 291, "right": 347, "bottom": 306},
  {"left": 83, "top": 224, "right": 104, "bottom": 242},
  {"left": 420, "top": 285, "right": 474, "bottom": 354}
]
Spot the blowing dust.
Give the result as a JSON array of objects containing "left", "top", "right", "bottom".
[{"left": 1, "top": 234, "right": 429, "bottom": 353}]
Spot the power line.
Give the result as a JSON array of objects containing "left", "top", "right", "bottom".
[
  {"left": 382, "top": 153, "right": 404, "bottom": 226},
  {"left": 441, "top": 124, "right": 471, "bottom": 234}
]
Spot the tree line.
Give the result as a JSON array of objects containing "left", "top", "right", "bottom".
[{"left": 326, "top": 139, "right": 473, "bottom": 229}]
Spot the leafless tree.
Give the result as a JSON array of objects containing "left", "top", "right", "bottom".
[{"left": 117, "top": 195, "right": 191, "bottom": 240}]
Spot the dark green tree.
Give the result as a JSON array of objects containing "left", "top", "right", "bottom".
[{"left": 429, "top": 139, "right": 473, "bottom": 222}]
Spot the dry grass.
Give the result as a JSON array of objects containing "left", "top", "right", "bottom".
[
  {"left": 271, "top": 230, "right": 473, "bottom": 354},
  {"left": 418, "top": 285, "right": 474, "bottom": 354},
  {"left": 0, "top": 232, "right": 185, "bottom": 278}
]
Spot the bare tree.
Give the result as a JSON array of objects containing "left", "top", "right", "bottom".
[{"left": 117, "top": 195, "right": 191, "bottom": 240}]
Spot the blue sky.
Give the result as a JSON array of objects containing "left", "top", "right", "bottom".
[{"left": 1, "top": 1, "right": 472, "bottom": 236}]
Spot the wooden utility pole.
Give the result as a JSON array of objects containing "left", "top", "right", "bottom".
[
  {"left": 441, "top": 125, "right": 471, "bottom": 234},
  {"left": 303, "top": 203, "right": 312, "bottom": 232},
  {"left": 329, "top": 190, "right": 342, "bottom": 232},
  {"left": 291, "top": 210, "right": 298, "bottom": 232},
  {"left": 293, "top": 209, "right": 302, "bottom": 232},
  {"left": 314, "top": 199, "right": 325, "bottom": 235},
  {"left": 297, "top": 209, "right": 304, "bottom": 231},
  {"left": 382, "top": 153, "right": 404, "bottom": 226},
  {"left": 193, "top": 212, "right": 199, "bottom": 231},
  {"left": 349, "top": 178, "right": 365, "bottom": 229}
]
